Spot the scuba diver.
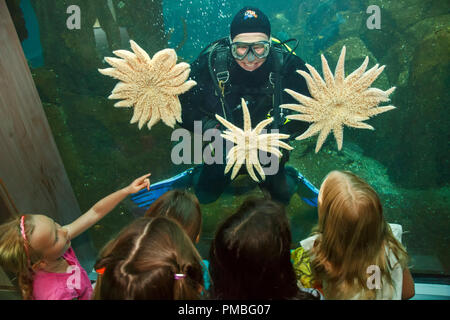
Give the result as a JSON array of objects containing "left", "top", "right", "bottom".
[{"left": 132, "top": 6, "right": 319, "bottom": 208}]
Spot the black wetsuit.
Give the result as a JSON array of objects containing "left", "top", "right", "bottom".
[{"left": 179, "top": 40, "right": 311, "bottom": 204}]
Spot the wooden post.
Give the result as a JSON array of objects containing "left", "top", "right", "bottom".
[
  {"left": 0, "top": 0, "right": 94, "bottom": 268},
  {"left": 0, "top": 178, "right": 19, "bottom": 224}
]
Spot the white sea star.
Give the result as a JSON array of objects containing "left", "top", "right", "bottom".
[
  {"left": 280, "top": 46, "right": 396, "bottom": 153},
  {"left": 215, "top": 98, "right": 293, "bottom": 182},
  {"left": 99, "top": 40, "right": 196, "bottom": 130}
]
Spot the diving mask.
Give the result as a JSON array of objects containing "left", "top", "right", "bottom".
[{"left": 230, "top": 40, "right": 271, "bottom": 60}]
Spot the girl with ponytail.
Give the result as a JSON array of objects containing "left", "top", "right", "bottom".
[
  {"left": 0, "top": 173, "right": 150, "bottom": 299},
  {"left": 93, "top": 216, "right": 204, "bottom": 300},
  {"left": 0, "top": 215, "right": 38, "bottom": 299}
]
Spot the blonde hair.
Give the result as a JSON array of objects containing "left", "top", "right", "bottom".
[
  {"left": 311, "top": 171, "right": 408, "bottom": 299},
  {"left": 93, "top": 217, "right": 204, "bottom": 300},
  {"left": 0, "top": 215, "right": 40, "bottom": 300}
]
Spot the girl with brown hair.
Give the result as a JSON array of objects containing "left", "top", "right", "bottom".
[
  {"left": 144, "top": 189, "right": 202, "bottom": 243},
  {"left": 209, "top": 197, "right": 320, "bottom": 300},
  {"left": 143, "top": 189, "right": 211, "bottom": 291},
  {"left": 93, "top": 216, "right": 204, "bottom": 300}
]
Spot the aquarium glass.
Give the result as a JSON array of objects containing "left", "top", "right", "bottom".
[{"left": 11, "top": 0, "right": 449, "bottom": 277}]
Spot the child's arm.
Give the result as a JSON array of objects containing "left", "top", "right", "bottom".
[
  {"left": 65, "top": 173, "right": 151, "bottom": 240},
  {"left": 401, "top": 267, "right": 415, "bottom": 299}
]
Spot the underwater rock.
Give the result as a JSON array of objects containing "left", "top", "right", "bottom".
[
  {"left": 313, "top": 13, "right": 346, "bottom": 52},
  {"left": 362, "top": 0, "right": 447, "bottom": 32},
  {"left": 272, "top": 12, "right": 290, "bottom": 26},
  {"left": 31, "top": 67, "right": 59, "bottom": 104},
  {"left": 359, "top": 1, "right": 449, "bottom": 66},
  {"left": 291, "top": 0, "right": 340, "bottom": 58},
  {"left": 401, "top": 27, "right": 450, "bottom": 188},
  {"left": 41, "top": 102, "right": 86, "bottom": 201},
  {"left": 290, "top": 139, "right": 312, "bottom": 159},
  {"left": 287, "top": 128, "right": 403, "bottom": 205},
  {"left": 360, "top": 12, "right": 402, "bottom": 63},
  {"left": 29, "top": 0, "right": 129, "bottom": 96},
  {"left": 409, "top": 29, "right": 450, "bottom": 84},
  {"left": 111, "top": 0, "right": 167, "bottom": 56},
  {"left": 271, "top": 11, "right": 297, "bottom": 44},
  {"left": 404, "top": 14, "right": 450, "bottom": 45},
  {"left": 356, "top": 5, "right": 450, "bottom": 192},
  {"left": 324, "top": 37, "right": 390, "bottom": 89},
  {"left": 377, "top": 40, "right": 411, "bottom": 87},
  {"left": 337, "top": 11, "right": 364, "bottom": 39},
  {"left": 29, "top": 0, "right": 100, "bottom": 95},
  {"left": 305, "top": 0, "right": 339, "bottom": 32},
  {"left": 355, "top": 21, "right": 449, "bottom": 189}
]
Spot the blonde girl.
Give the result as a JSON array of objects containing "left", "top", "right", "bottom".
[
  {"left": 0, "top": 173, "right": 150, "bottom": 300},
  {"left": 299, "top": 170, "right": 414, "bottom": 299}
]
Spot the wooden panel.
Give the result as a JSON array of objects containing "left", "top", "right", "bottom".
[
  {"left": 0, "top": 0, "right": 94, "bottom": 266},
  {"left": 0, "top": 178, "right": 19, "bottom": 224},
  {"left": 0, "top": 266, "right": 21, "bottom": 300},
  {"left": 0, "top": 266, "right": 14, "bottom": 288}
]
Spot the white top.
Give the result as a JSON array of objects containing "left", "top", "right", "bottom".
[{"left": 300, "top": 223, "right": 404, "bottom": 300}]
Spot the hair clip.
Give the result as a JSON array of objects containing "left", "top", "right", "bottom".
[
  {"left": 174, "top": 273, "right": 186, "bottom": 280},
  {"left": 96, "top": 267, "right": 106, "bottom": 275}
]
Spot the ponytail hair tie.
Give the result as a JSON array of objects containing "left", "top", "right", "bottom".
[
  {"left": 96, "top": 267, "right": 106, "bottom": 275},
  {"left": 174, "top": 273, "right": 186, "bottom": 280}
]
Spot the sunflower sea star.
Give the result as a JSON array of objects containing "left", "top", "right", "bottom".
[
  {"left": 215, "top": 98, "right": 293, "bottom": 182},
  {"left": 280, "top": 46, "right": 396, "bottom": 153},
  {"left": 98, "top": 40, "right": 197, "bottom": 130}
]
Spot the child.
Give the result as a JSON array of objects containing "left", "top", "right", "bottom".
[
  {"left": 209, "top": 197, "right": 320, "bottom": 300},
  {"left": 0, "top": 173, "right": 150, "bottom": 300},
  {"left": 295, "top": 170, "right": 414, "bottom": 299},
  {"left": 144, "top": 189, "right": 211, "bottom": 290},
  {"left": 144, "top": 190, "right": 202, "bottom": 243},
  {"left": 92, "top": 216, "right": 205, "bottom": 299}
]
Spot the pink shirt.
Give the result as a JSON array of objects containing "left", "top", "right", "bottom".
[{"left": 32, "top": 247, "right": 93, "bottom": 300}]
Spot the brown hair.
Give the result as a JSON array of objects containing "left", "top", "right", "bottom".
[
  {"left": 311, "top": 170, "right": 409, "bottom": 299},
  {"left": 93, "top": 217, "right": 204, "bottom": 300},
  {"left": 209, "top": 197, "right": 318, "bottom": 300},
  {"left": 0, "top": 215, "right": 40, "bottom": 300},
  {"left": 144, "top": 190, "right": 202, "bottom": 242}
]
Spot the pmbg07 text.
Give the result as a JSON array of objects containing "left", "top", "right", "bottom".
[{"left": 222, "top": 304, "right": 271, "bottom": 315}]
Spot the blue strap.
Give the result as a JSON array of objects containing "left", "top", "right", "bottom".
[{"left": 296, "top": 170, "right": 319, "bottom": 207}]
